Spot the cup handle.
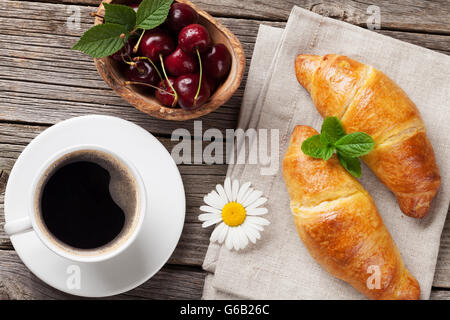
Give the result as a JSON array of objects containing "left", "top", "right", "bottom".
[{"left": 4, "top": 216, "right": 32, "bottom": 236}]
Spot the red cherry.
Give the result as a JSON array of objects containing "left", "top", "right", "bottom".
[
  {"left": 167, "top": 3, "right": 199, "bottom": 33},
  {"left": 110, "top": 40, "right": 133, "bottom": 61},
  {"left": 125, "top": 60, "right": 159, "bottom": 86},
  {"left": 155, "top": 77, "right": 177, "bottom": 107},
  {"left": 164, "top": 47, "right": 198, "bottom": 76},
  {"left": 178, "top": 24, "right": 211, "bottom": 54},
  {"left": 129, "top": 3, "right": 140, "bottom": 12},
  {"left": 139, "top": 29, "right": 175, "bottom": 62},
  {"left": 205, "top": 76, "right": 218, "bottom": 93},
  {"left": 203, "top": 44, "right": 231, "bottom": 79},
  {"left": 174, "top": 74, "right": 210, "bottom": 110}
]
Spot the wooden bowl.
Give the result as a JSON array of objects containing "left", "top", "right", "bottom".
[{"left": 94, "top": 0, "right": 245, "bottom": 120}]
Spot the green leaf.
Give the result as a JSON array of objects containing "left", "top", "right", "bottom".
[
  {"left": 301, "top": 135, "right": 328, "bottom": 159},
  {"left": 136, "top": 0, "right": 173, "bottom": 30},
  {"left": 338, "top": 154, "right": 362, "bottom": 178},
  {"left": 72, "top": 23, "right": 129, "bottom": 58},
  {"left": 103, "top": 3, "right": 137, "bottom": 31},
  {"left": 335, "top": 132, "right": 375, "bottom": 158},
  {"left": 322, "top": 145, "right": 335, "bottom": 161},
  {"left": 320, "top": 116, "right": 346, "bottom": 145}
]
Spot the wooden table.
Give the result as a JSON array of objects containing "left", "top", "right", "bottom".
[{"left": 0, "top": 0, "right": 449, "bottom": 300}]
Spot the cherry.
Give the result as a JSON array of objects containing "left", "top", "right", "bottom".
[
  {"left": 164, "top": 47, "right": 198, "bottom": 76},
  {"left": 174, "top": 74, "right": 210, "bottom": 110},
  {"left": 110, "top": 40, "right": 133, "bottom": 61},
  {"left": 178, "top": 24, "right": 211, "bottom": 54},
  {"left": 129, "top": 3, "right": 140, "bottom": 12},
  {"left": 139, "top": 29, "right": 175, "bottom": 62},
  {"left": 167, "top": 3, "right": 199, "bottom": 33},
  {"left": 155, "top": 77, "right": 177, "bottom": 107},
  {"left": 205, "top": 76, "right": 218, "bottom": 93},
  {"left": 125, "top": 60, "right": 159, "bottom": 86},
  {"left": 203, "top": 44, "right": 231, "bottom": 79}
]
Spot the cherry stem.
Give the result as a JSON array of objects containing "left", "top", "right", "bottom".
[
  {"left": 121, "top": 55, "right": 135, "bottom": 65},
  {"left": 133, "top": 56, "right": 163, "bottom": 82},
  {"left": 133, "top": 29, "right": 145, "bottom": 54},
  {"left": 124, "top": 81, "right": 176, "bottom": 97},
  {"left": 194, "top": 48, "right": 202, "bottom": 105},
  {"left": 90, "top": 12, "right": 104, "bottom": 19},
  {"left": 159, "top": 53, "right": 178, "bottom": 107}
]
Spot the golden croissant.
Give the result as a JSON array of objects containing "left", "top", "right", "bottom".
[
  {"left": 295, "top": 54, "right": 440, "bottom": 218},
  {"left": 283, "top": 125, "right": 420, "bottom": 300}
]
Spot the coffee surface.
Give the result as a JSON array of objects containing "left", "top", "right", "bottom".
[
  {"left": 37, "top": 150, "right": 139, "bottom": 252},
  {"left": 41, "top": 161, "right": 125, "bottom": 249}
]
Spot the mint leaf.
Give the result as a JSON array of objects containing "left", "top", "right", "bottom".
[
  {"left": 136, "top": 0, "right": 173, "bottom": 30},
  {"left": 301, "top": 134, "right": 328, "bottom": 159},
  {"left": 299, "top": 119, "right": 374, "bottom": 178},
  {"left": 104, "top": 3, "right": 136, "bottom": 31},
  {"left": 335, "top": 132, "right": 375, "bottom": 158},
  {"left": 320, "top": 116, "right": 346, "bottom": 145},
  {"left": 322, "top": 145, "right": 335, "bottom": 161},
  {"left": 338, "top": 154, "right": 362, "bottom": 178},
  {"left": 72, "top": 24, "right": 129, "bottom": 58}
]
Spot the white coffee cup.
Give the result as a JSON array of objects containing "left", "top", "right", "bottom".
[{"left": 4, "top": 144, "right": 147, "bottom": 263}]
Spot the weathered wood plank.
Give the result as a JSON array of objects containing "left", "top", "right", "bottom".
[
  {"left": 1, "top": 1, "right": 449, "bottom": 135},
  {"left": 0, "top": 250, "right": 204, "bottom": 299},
  {"left": 0, "top": 170, "right": 8, "bottom": 194},
  {"left": 21, "top": 0, "right": 450, "bottom": 34},
  {"left": 433, "top": 214, "right": 450, "bottom": 288},
  {"left": 1, "top": 249, "right": 449, "bottom": 299},
  {"left": 430, "top": 289, "right": 450, "bottom": 300}
]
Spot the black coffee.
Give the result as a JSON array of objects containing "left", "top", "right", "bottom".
[{"left": 37, "top": 150, "right": 138, "bottom": 251}]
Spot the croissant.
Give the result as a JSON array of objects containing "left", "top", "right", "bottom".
[
  {"left": 295, "top": 54, "right": 440, "bottom": 218},
  {"left": 283, "top": 125, "right": 420, "bottom": 300}
]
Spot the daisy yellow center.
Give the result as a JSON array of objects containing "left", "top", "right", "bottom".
[{"left": 222, "top": 202, "right": 246, "bottom": 227}]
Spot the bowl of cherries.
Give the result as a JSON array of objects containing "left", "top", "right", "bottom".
[{"left": 90, "top": 0, "right": 245, "bottom": 120}]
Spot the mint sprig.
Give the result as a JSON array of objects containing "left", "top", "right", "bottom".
[
  {"left": 320, "top": 116, "right": 346, "bottom": 145},
  {"left": 301, "top": 135, "right": 327, "bottom": 159},
  {"left": 72, "top": 0, "right": 173, "bottom": 58},
  {"left": 301, "top": 117, "right": 375, "bottom": 178},
  {"left": 335, "top": 132, "right": 375, "bottom": 158},
  {"left": 338, "top": 154, "right": 362, "bottom": 178}
]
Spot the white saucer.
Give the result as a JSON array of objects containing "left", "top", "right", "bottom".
[{"left": 4, "top": 115, "right": 185, "bottom": 297}]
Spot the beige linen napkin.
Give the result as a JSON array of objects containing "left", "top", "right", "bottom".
[
  {"left": 203, "top": 7, "right": 450, "bottom": 300},
  {"left": 202, "top": 25, "right": 284, "bottom": 299}
]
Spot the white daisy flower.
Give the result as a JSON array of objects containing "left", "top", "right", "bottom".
[{"left": 199, "top": 177, "right": 270, "bottom": 251}]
